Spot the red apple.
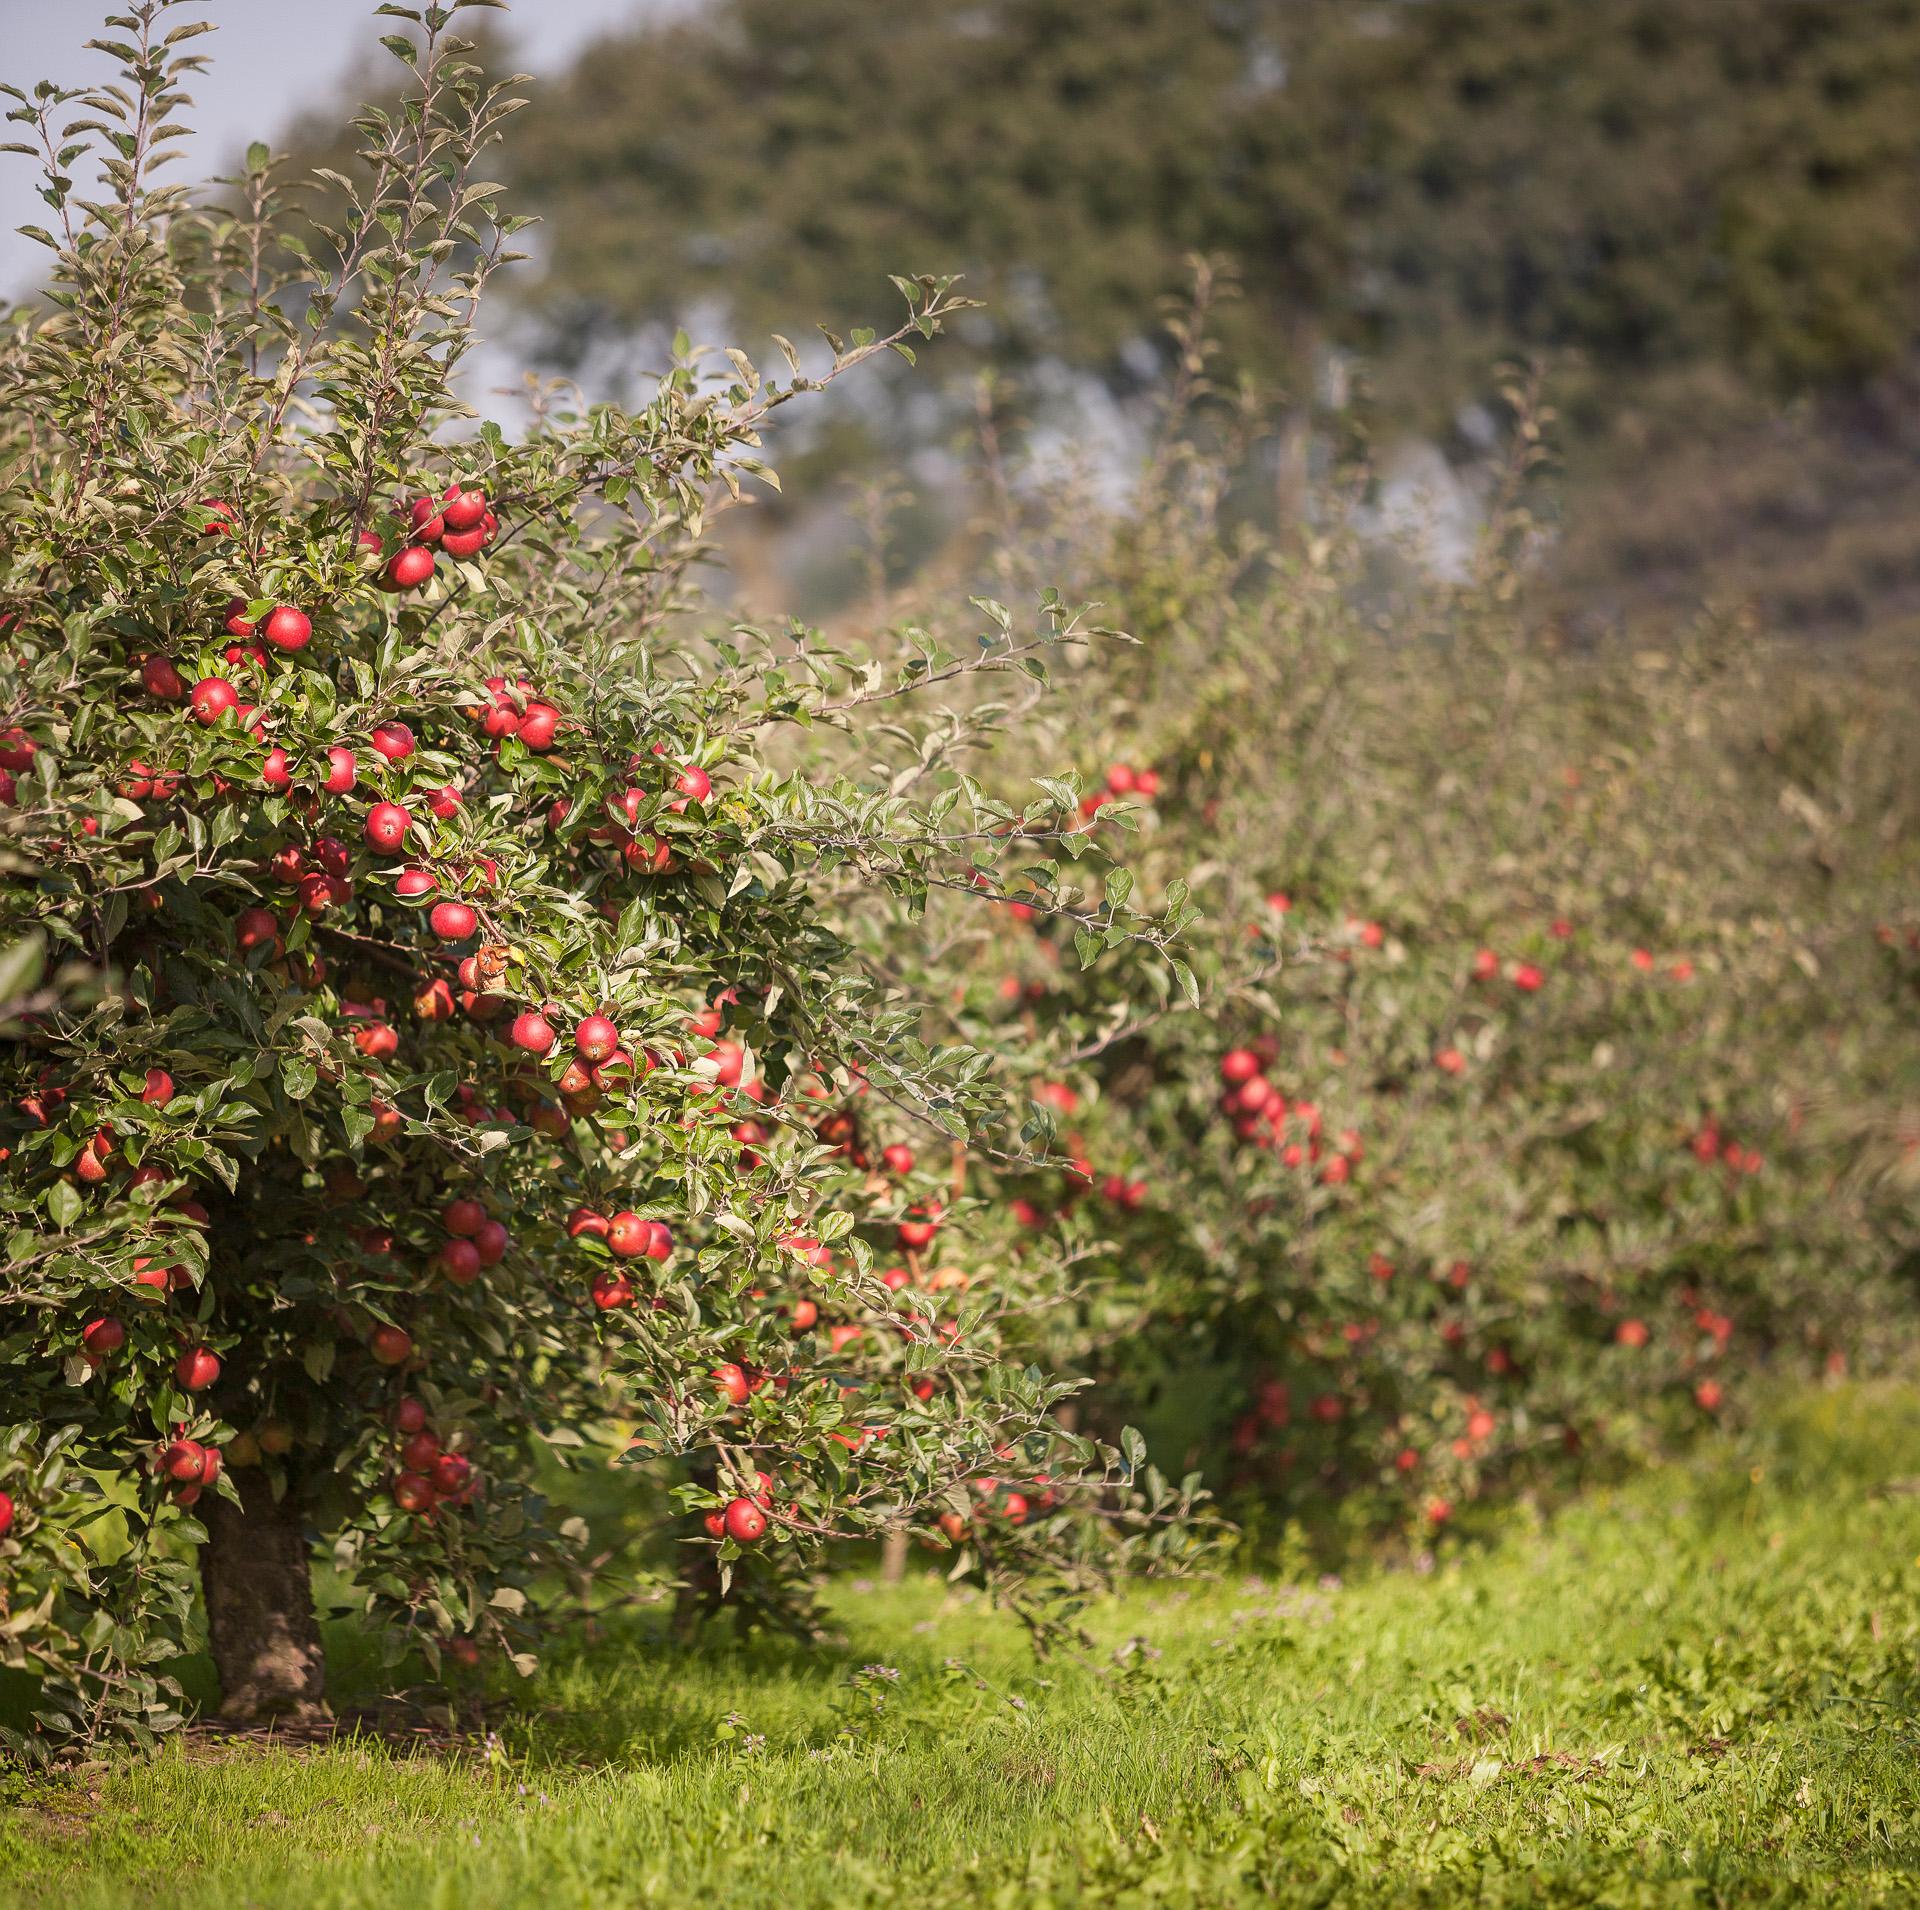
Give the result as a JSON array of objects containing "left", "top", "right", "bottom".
[
  {"left": 364, "top": 801, "right": 412, "bottom": 851},
  {"left": 400, "top": 1429, "right": 441, "bottom": 1470},
  {"left": 295, "top": 871, "right": 342, "bottom": 915},
  {"left": 413, "top": 977, "right": 455, "bottom": 1022},
  {"left": 261, "top": 606, "right": 312, "bottom": 652},
  {"left": 429, "top": 900, "right": 477, "bottom": 941},
  {"left": 175, "top": 1346, "right": 221, "bottom": 1392},
  {"left": 383, "top": 546, "right": 435, "bottom": 591},
  {"left": 369, "top": 1323, "right": 413, "bottom": 1366},
  {"left": 509, "top": 1010, "right": 557, "bottom": 1056},
  {"left": 516, "top": 702, "right": 560, "bottom": 751},
  {"left": 442, "top": 489, "right": 488, "bottom": 533},
  {"left": 575, "top": 1014, "right": 619, "bottom": 1063},
  {"left": 190, "top": 676, "right": 240, "bottom": 724},
  {"left": 161, "top": 1438, "right": 205, "bottom": 1482},
  {"left": 235, "top": 906, "right": 280, "bottom": 952},
  {"left": 142, "top": 655, "right": 186, "bottom": 700},
  {"left": 82, "top": 1315, "right": 126, "bottom": 1359},
  {"left": 431, "top": 1452, "right": 472, "bottom": 1496}
]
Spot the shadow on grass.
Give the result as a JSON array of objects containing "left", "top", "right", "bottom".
[
  {"left": 1, "top": 1550, "right": 944, "bottom": 1769},
  {"left": 495, "top": 1575, "right": 984, "bottom": 1766},
  {"left": 15, "top": 1384, "right": 1920, "bottom": 1772}
]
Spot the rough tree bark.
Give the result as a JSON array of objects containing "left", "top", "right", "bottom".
[{"left": 199, "top": 1469, "right": 329, "bottom": 1725}]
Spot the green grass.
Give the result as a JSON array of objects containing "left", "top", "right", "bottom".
[{"left": 7, "top": 1386, "right": 1920, "bottom": 1907}]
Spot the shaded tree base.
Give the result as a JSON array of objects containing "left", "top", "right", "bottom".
[
  {"left": 671, "top": 1551, "right": 831, "bottom": 1644},
  {"left": 199, "top": 1469, "right": 330, "bottom": 1725}
]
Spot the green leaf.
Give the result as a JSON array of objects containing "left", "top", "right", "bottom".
[{"left": 0, "top": 931, "right": 46, "bottom": 1008}]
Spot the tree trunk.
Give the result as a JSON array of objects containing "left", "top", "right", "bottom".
[
  {"left": 878, "top": 1528, "right": 910, "bottom": 1583},
  {"left": 199, "top": 1470, "right": 329, "bottom": 1726},
  {"left": 1273, "top": 315, "right": 1322, "bottom": 537}
]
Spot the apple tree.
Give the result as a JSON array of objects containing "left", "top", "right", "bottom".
[
  {"left": 0, "top": 2, "right": 1208, "bottom": 1752},
  {"left": 809, "top": 298, "right": 1920, "bottom": 1550}
]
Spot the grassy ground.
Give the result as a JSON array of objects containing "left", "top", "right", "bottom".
[{"left": 5, "top": 1386, "right": 1920, "bottom": 1907}]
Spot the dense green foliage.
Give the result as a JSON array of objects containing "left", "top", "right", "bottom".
[{"left": 7, "top": 1383, "right": 1920, "bottom": 1906}]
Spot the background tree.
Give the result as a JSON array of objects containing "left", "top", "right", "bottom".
[
  {"left": 801, "top": 295, "right": 1920, "bottom": 1541},
  {"left": 495, "top": 0, "right": 1920, "bottom": 641}
]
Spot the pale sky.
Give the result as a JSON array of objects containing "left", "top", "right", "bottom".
[{"left": 0, "top": 0, "right": 698, "bottom": 298}]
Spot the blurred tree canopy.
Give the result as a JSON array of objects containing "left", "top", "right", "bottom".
[{"left": 512, "top": 0, "right": 1920, "bottom": 418}]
